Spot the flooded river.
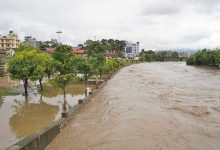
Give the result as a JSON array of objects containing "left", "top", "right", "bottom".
[
  {"left": 46, "top": 62, "right": 220, "bottom": 150},
  {"left": 0, "top": 83, "right": 95, "bottom": 149}
]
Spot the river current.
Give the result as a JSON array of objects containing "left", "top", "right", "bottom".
[{"left": 46, "top": 62, "right": 220, "bottom": 150}]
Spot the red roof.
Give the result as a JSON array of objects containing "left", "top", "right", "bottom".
[
  {"left": 42, "top": 48, "right": 55, "bottom": 55},
  {"left": 42, "top": 47, "right": 85, "bottom": 55},
  {"left": 72, "top": 48, "right": 85, "bottom": 55}
]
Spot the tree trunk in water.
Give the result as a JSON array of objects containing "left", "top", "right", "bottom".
[
  {"left": 96, "top": 75, "right": 98, "bottom": 88},
  {"left": 39, "top": 78, "right": 43, "bottom": 91},
  {"left": 23, "top": 79, "right": 28, "bottom": 96},
  {"left": 62, "top": 86, "right": 68, "bottom": 117},
  {"left": 63, "top": 86, "right": 66, "bottom": 101},
  {"left": 99, "top": 69, "right": 102, "bottom": 78},
  {"left": 84, "top": 74, "right": 87, "bottom": 95},
  {"left": 24, "top": 95, "right": 28, "bottom": 111},
  {"left": 48, "top": 74, "right": 51, "bottom": 79}
]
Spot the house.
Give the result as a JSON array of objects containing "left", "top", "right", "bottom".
[
  {"left": 72, "top": 47, "right": 85, "bottom": 55},
  {"left": 41, "top": 48, "right": 56, "bottom": 55},
  {"left": 0, "top": 31, "right": 20, "bottom": 56},
  {"left": 105, "top": 51, "right": 119, "bottom": 59},
  {"left": 42, "top": 47, "right": 86, "bottom": 56}
]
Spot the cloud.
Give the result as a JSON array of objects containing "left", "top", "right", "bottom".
[{"left": 0, "top": 0, "right": 220, "bottom": 50}]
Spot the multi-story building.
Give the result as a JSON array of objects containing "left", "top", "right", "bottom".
[
  {"left": 22, "top": 36, "right": 40, "bottom": 48},
  {"left": 124, "top": 41, "right": 140, "bottom": 59},
  {"left": 0, "top": 31, "right": 20, "bottom": 53}
]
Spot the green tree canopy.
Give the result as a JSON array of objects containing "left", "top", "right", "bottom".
[
  {"left": 85, "top": 40, "right": 110, "bottom": 56},
  {"left": 30, "top": 52, "right": 55, "bottom": 91},
  {"left": 52, "top": 45, "right": 74, "bottom": 75},
  {"left": 8, "top": 50, "right": 38, "bottom": 95},
  {"left": 16, "top": 44, "right": 40, "bottom": 53}
]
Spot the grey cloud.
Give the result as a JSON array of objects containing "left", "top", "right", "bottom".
[
  {"left": 139, "top": 0, "right": 184, "bottom": 16},
  {"left": 1, "top": 0, "right": 220, "bottom": 50}
]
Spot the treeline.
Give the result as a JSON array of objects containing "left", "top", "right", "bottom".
[
  {"left": 8, "top": 41, "right": 129, "bottom": 96},
  {"left": 186, "top": 49, "right": 220, "bottom": 67},
  {"left": 85, "top": 39, "right": 126, "bottom": 53},
  {"left": 139, "top": 50, "right": 179, "bottom": 62},
  {"left": 39, "top": 38, "right": 126, "bottom": 54}
]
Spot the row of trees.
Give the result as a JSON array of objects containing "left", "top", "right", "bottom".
[
  {"left": 186, "top": 49, "right": 220, "bottom": 67},
  {"left": 139, "top": 50, "right": 179, "bottom": 62},
  {"left": 8, "top": 45, "right": 55, "bottom": 95},
  {"left": 85, "top": 39, "right": 126, "bottom": 54},
  {"left": 8, "top": 41, "right": 126, "bottom": 97},
  {"left": 39, "top": 39, "right": 59, "bottom": 48}
]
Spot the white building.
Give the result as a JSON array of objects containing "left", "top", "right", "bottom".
[{"left": 124, "top": 41, "right": 140, "bottom": 59}]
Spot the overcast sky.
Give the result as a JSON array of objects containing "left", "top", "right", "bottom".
[{"left": 1, "top": 0, "right": 220, "bottom": 50}]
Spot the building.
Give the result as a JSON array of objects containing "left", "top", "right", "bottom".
[
  {"left": 72, "top": 47, "right": 85, "bottom": 55},
  {"left": 0, "top": 31, "right": 20, "bottom": 55},
  {"left": 22, "top": 36, "right": 40, "bottom": 48},
  {"left": 41, "top": 47, "right": 56, "bottom": 55},
  {"left": 124, "top": 41, "right": 140, "bottom": 59},
  {"left": 42, "top": 47, "right": 86, "bottom": 56}
]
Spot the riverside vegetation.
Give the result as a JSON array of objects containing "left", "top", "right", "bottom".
[
  {"left": 186, "top": 49, "right": 220, "bottom": 67},
  {"left": 139, "top": 50, "right": 179, "bottom": 62},
  {"left": 7, "top": 41, "right": 129, "bottom": 98}
]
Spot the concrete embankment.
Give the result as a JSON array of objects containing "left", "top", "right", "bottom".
[{"left": 6, "top": 80, "right": 107, "bottom": 150}]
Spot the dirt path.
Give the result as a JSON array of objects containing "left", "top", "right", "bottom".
[{"left": 46, "top": 62, "right": 220, "bottom": 150}]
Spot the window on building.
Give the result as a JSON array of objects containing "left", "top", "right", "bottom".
[{"left": 126, "top": 46, "right": 133, "bottom": 53}]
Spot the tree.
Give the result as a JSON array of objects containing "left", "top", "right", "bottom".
[
  {"left": 45, "top": 57, "right": 56, "bottom": 79},
  {"left": 51, "top": 45, "right": 77, "bottom": 100},
  {"left": 186, "top": 49, "right": 220, "bottom": 67},
  {"left": 73, "top": 55, "right": 92, "bottom": 85},
  {"left": 86, "top": 40, "right": 110, "bottom": 56},
  {"left": 50, "top": 74, "right": 74, "bottom": 99},
  {"left": 171, "top": 51, "right": 179, "bottom": 57},
  {"left": 91, "top": 53, "right": 106, "bottom": 77},
  {"left": 30, "top": 53, "right": 55, "bottom": 91},
  {"left": 0, "top": 59, "right": 4, "bottom": 77},
  {"left": 39, "top": 39, "right": 59, "bottom": 49},
  {"left": 52, "top": 45, "right": 74, "bottom": 75},
  {"left": 89, "top": 53, "right": 105, "bottom": 87},
  {"left": 8, "top": 50, "right": 38, "bottom": 96},
  {"left": 16, "top": 44, "right": 40, "bottom": 53}
]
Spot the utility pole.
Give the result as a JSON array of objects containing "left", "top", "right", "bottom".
[{"left": 56, "top": 31, "right": 62, "bottom": 44}]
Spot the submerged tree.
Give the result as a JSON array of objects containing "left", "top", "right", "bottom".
[
  {"left": 77, "top": 56, "right": 92, "bottom": 86},
  {"left": 51, "top": 45, "right": 76, "bottom": 98},
  {"left": 31, "top": 53, "right": 55, "bottom": 91},
  {"left": 50, "top": 74, "right": 74, "bottom": 99},
  {"left": 52, "top": 45, "right": 74, "bottom": 75},
  {"left": 8, "top": 50, "right": 38, "bottom": 96}
]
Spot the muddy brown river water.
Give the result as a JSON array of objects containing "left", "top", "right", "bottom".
[{"left": 46, "top": 62, "right": 219, "bottom": 150}]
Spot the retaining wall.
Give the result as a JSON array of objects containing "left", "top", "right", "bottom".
[
  {"left": 6, "top": 81, "right": 106, "bottom": 150},
  {"left": 6, "top": 64, "right": 127, "bottom": 150}
]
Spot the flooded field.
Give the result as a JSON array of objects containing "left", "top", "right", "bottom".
[
  {"left": 46, "top": 62, "right": 220, "bottom": 150},
  {"left": 0, "top": 83, "right": 95, "bottom": 149}
]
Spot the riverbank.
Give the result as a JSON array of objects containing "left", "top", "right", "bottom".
[
  {"left": 4, "top": 62, "right": 130, "bottom": 149},
  {"left": 46, "top": 62, "right": 220, "bottom": 150}
]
